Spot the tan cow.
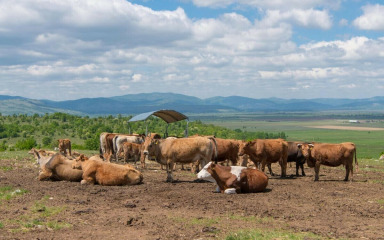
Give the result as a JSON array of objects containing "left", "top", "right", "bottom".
[
  {"left": 140, "top": 133, "right": 162, "bottom": 168},
  {"left": 58, "top": 139, "right": 71, "bottom": 156},
  {"left": 72, "top": 154, "right": 143, "bottom": 186},
  {"left": 39, "top": 154, "right": 83, "bottom": 182},
  {"left": 298, "top": 142, "right": 358, "bottom": 181},
  {"left": 29, "top": 148, "right": 54, "bottom": 168},
  {"left": 142, "top": 136, "right": 215, "bottom": 182},
  {"left": 113, "top": 134, "right": 145, "bottom": 161},
  {"left": 204, "top": 162, "right": 268, "bottom": 194},
  {"left": 238, "top": 138, "right": 288, "bottom": 178},
  {"left": 122, "top": 142, "right": 142, "bottom": 164}
]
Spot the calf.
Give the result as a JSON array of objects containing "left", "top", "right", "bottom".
[
  {"left": 72, "top": 154, "right": 143, "bottom": 186},
  {"left": 298, "top": 142, "right": 358, "bottom": 181},
  {"left": 202, "top": 162, "right": 268, "bottom": 194},
  {"left": 122, "top": 142, "right": 142, "bottom": 164},
  {"left": 58, "top": 139, "right": 72, "bottom": 156}
]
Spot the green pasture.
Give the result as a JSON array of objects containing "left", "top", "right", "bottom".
[{"left": 201, "top": 114, "right": 384, "bottom": 160}]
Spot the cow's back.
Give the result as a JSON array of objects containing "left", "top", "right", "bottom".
[
  {"left": 258, "top": 139, "right": 288, "bottom": 162},
  {"left": 162, "top": 137, "right": 212, "bottom": 163},
  {"left": 240, "top": 168, "right": 268, "bottom": 193}
]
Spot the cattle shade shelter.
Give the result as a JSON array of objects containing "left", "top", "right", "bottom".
[{"left": 128, "top": 109, "right": 189, "bottom": 137}]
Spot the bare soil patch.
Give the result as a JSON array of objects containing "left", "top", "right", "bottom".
[
  {"left": 1, "top": 157, "right": 384, "bottom": 240},
  {"left": 308, "top": 125, "right": 384, "bottom": 131}
]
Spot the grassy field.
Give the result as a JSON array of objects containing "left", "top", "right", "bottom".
[{"left": 197, "top": 112, "right": 384, "bottom": 161}]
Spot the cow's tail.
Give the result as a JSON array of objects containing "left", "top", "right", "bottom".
[
  {"left": 354, "top": 147, "right": 359, "bottom": 173},
  {"left": 209, "top": 137, "right": 218, "bottom": 163}
]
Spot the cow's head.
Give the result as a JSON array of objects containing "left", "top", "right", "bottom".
[
  {"left": 297, "top": 143, "right": 314, "bottom": 159},
  {"left": 72, "top": 154, "right": 88, "bottom": 169},
  {"left": 141, "top": 134, "right": 161, "bottom": 156},
  {"left": 238, "top": 140, "right": 252, "bottom": 156}
]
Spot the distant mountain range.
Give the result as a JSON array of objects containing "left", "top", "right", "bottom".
[{"left": 1, "top": 93, "right": 384, "bottom": 115}]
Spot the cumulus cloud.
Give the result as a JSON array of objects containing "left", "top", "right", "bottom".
[
  {"left": 0, "top": 0, "right": 383, "bottom": 100},
  {"left": 353, "top": 4, "right": 384, "bottom": 30}
]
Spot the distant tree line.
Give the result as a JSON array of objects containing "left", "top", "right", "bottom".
[{"left": 0, "top": 113, "right": 286, "bottom": 151}]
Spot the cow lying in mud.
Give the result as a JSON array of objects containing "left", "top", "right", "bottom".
[
  {"left": 38, "top": 153, "right": 83, "bottom": 182},
  {"left": 198, "top": 162, "right": 268, "bottom": 194},
  {"left": 72, "top": 154, "right": 143, "bottom": 186},
  {"left": 298, "top": 142, "right": 358, "bottom": 181}
]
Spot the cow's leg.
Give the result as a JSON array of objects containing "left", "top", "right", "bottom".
[
  {"left": 166, "top": 160, "right": 174, "bottom": 182},
  {"left": 265, "top": 162, "right": 274, "bottom": 176},
  {"left": 69, "top": 145, "right": 72, "bottom": 156},
  {"left": 300, "top": 163, "right": 306, "bottom": 176},
  {"left": 314, "top": 162, "right": 321, "bottom": 181},
  {"left": 344, "top": 162, "right": 352, "bottom": 181},
  {"left": 295, "top": 162, "right": 300, "bottom": 176}
]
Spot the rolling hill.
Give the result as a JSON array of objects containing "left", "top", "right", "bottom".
[{"left": 1, "top": 93, "right": 384, "bottom": 115}]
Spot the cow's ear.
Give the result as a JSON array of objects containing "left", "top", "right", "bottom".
[
  {"left": 297, "top": 144, "right": 302, "bottom": 149},
  {"left": 309, "top": 144, "right": 314, "bottom": 149}
]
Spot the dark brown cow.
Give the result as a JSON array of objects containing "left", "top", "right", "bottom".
[
  {"left": 58, "top": 139, "right": 71, "bottom": 156},
  {"left": 206, "top": 162, "right": 268, "bottom": 194},
  {"left": 287, "top": 141, "right": 306, "bottom": 176},
  {"left": 238, "top": 139, "right": 288, "bottom": 177},
  {"left": 213, "top": 138, "right": 242, "bottom": 166},
  {"left": 142, "top": 136, "right": 215, "bottom": 182},
  {"left": 298, "top": 142, "right": 358, "bottom": 181}
]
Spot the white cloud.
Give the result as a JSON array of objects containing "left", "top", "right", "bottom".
[
  {"left": 353, "top": 4, "right": 384, "bottom": 30},
  {"left": 132, "top": 74, "right": 142, "bottom": 82}
]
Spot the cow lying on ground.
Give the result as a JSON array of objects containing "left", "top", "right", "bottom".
[
  {"left": 39, "top": 153, "right": 83, "bottom": 182},
  {"left": 72, "top": 154, "right": 143, "bottom": 186},
  {"left": 142, "top": 136, "right": 215, "bottom": 182},
  {"left": 58, "top": 139, "right": 72, "bottom": 156},
  {"left": 298, "top": 142, "right": 358, "bottom": 181},
  {"left": 287, "top": 141, "right": 306, "bottom": 176},
  {"left": 238, "top": 139, "right": 288, "bottom": 177},
  {"left": 198, "top": 162, "right": 268, "bottom": 194}
]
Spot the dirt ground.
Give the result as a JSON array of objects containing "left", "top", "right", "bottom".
[{"left": 1, "top": 156, "right": 384, "bottom": 240}]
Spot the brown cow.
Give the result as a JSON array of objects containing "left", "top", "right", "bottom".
[
  {"left": 72, "top": 154, "right": 143, "bottom": 186},
  {"left": 206, "top": 162, "right": 268, "bottom": 194},
  {"left": 39, "top": 153, "right": 83, "bottom": 182},
  {"left": 211, "top": 138, "right": 241, "bottom": 166},
  {"left": 122, "top": 142, "right": 142, "bottom": 164},
  {"left": 142, "top": 136, "right": 215, "bottom": 182},
  {"left": 238, "top": 139, "right": 288, "bottom": 177},
  {"left": 58, "top": 139, "right": 71, "bottom": 156},
  {"left": 140, "top": 133, "right": 162, "bottom": 168},
  {"left": 298, "top": 142, "right": 358, "bottom": 181},
  {"left": 113, "top": 134, "right": 145, "bottom": 161}
]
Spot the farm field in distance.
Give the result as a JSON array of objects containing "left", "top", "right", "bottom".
[{"left": 195, "top": 111, "right": 384, "bottom": 162}]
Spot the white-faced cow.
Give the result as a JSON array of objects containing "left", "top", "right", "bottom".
[
  {"left": 298, "top": 142, "right": 358, "bottom": 181},
  {"left": 142, "top": 136, "right": 215, "bottom": 182},
  {"left": 238, "top": 139, "right": 288, "bottom": 178},
  {"left": 198, "top": 162, "right": 268, "bottom": 194}
]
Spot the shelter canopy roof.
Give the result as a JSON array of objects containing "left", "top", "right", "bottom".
[{"left": 128, "top": 109, "right": 188, "bottom": 123}]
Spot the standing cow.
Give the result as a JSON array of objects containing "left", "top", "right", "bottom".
[
  {"left": 287, "top": 141, "right": 306, "bottom": 176},
  {"left": 58, "top": 139, "right": 71, "bottom": 156},
  {"left": 113, "top": 134, "right": 145, "bottom": 161},
  {"left": 238, "top": 138, "right": 288, "bottom": 178},
  {"left": 298, "top": 142, "right": 358, "bottom": 181},
  {"left": 142, "top": 136, "right": 215, "bottom": 182}
]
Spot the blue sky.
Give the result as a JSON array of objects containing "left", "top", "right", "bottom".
[{"left": 1, "top": 0, "right": 384, "bottom": 100}]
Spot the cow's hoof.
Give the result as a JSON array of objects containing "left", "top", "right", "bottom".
[{"left": 80, "top": 180, "right": 89, "bottom": 185}]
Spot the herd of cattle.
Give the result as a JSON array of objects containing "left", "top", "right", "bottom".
[{"left": 30, "top": 133, "right": 359, "bottom": 194}]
